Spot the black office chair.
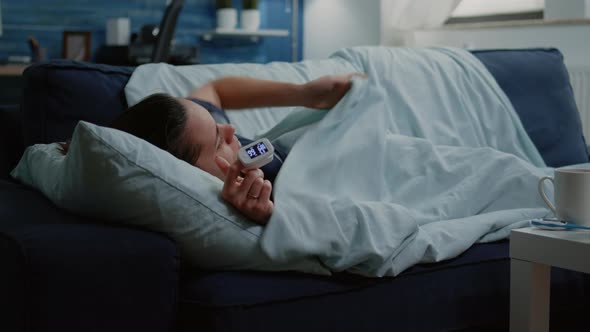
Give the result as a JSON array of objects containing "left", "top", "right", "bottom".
[{"left": 151, "top": 0, "right": 185, "bottom": 63}]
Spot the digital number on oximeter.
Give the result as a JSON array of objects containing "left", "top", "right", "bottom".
[
  {"left": 245, "top": 142, "right": 269, "bottom": 159},
  {"left": 238, "top": 138, "right": 274, "bottom": 170}
]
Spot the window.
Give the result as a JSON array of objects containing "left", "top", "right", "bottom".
[{"left": 447, "top": 0, "right": 544, "bottom": 24}]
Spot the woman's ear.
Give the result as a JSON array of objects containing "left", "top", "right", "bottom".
[{"left": 215, "top": 156, "right": 231, "bottom": 175}]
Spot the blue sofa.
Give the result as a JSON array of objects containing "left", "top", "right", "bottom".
[{"left": 1, "top": 48, "right": 589, "bottom": 332}]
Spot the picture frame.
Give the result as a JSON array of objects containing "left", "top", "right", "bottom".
[{"left": 62, "top": 31, "right": 91, "bottom": 61}]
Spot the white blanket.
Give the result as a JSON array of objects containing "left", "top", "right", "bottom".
[
  {"left": 258, "top": 47, "right": 554, "bottom": 277},
  {"left": 125, "top": 46, "right": 556, "bottom": 277}
]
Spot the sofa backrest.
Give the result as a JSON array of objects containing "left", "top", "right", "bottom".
[
  {"left": 21, "top": 60, "right": 134, "bottom": 148},
  {"left": 7, "top": 48, "right": 589, "bottom": 180},
  {"left": 471, "top": 48, "right": 590, "bottom": 168}
]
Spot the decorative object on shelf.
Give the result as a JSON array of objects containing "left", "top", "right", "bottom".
[
  {"left": 241, "top": 0, "right": 260, "bottom": 31},
  {"left": 106, "top": 17, "right": 131, "bottom": 46},
  {"left": 28, "top": 36, "right": 46, "bottom": 63},
  {"left": 200, "top": 28, "right": 288, "bottom": 43},
  {"left": 216, "top": 0, "right": 238, "bottom": 29},
  {"left": 62, "top": 31, "right": 91, "bottom": 61}
]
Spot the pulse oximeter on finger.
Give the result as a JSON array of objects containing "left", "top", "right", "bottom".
[{"left": 238, "top": 138, "right": 274, "bottom": 170}]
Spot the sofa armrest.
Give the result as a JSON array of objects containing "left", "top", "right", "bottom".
[
  {"left": 0, "top": 105, "right": 24, "bottom": 179},
  {"left": 0, "top": 222, "right": 178, "bottom": 332}
]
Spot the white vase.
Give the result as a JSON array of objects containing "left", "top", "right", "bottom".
[
  {"left": 241, "top": 9, "right": 260, "bottom": 31},
  {"left": 217, "top": 8, "right": 238, "bottom": 30}
]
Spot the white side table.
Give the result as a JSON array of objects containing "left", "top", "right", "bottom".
[{"left": 510, "top": 227, "right": 590, "bottom": 332}]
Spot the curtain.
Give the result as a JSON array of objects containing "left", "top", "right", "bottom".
[
  {"left": 390, "top": 0, "right": 462, "bottom": 30},
  {"left": 381, "top": 0, "right": 462, "bottom": 45}
]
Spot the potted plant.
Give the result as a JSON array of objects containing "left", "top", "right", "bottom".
[
  {"left": 241, "top": 0, "right": 260, "bottom": 31},
  {"left": 216, "top": 0, "right": 237, "bottom": 30}
]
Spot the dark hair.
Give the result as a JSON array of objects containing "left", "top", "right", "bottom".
[
  {"left": 57, "top": 93, "right": 200, "bottom": 163},
  {"left": 109, "top": 93, "right": 200, "bottom": 164}
]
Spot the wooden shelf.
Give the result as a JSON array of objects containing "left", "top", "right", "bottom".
[
  {"left": 201, "top": 29, "right": 289, "bottom": 41},
  {"left": 0, "top": 64, "right": 29, "bottom": 76}
]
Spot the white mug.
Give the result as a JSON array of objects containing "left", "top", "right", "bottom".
[{"left": 538, "top": 168, "right": 590, "bottom": 226}]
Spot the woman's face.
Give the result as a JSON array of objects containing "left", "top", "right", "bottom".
[{"left": 177, "top": 98, "right": 241, "bottom": 180}]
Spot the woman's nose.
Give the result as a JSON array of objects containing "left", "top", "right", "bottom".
[{"left": 221, "top": 124, "right": 235, "bottom": 144}]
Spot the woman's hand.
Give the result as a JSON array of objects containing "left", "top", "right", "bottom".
[
  {"left": 215, "top": 156, "right": 273, "bottom": 225},
  {"left": 303, "top": 73, "right": 367, "bottom": 109}
]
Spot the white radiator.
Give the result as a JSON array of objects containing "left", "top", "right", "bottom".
[{"left": 568, "top": 67, "right": 590, "bottom": 139}]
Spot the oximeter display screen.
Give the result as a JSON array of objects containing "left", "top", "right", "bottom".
[{"left": 245, "top": 142, "right": 269, "bottom": 159}]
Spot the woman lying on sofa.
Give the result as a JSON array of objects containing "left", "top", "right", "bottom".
[{"left": 61, "top": 73, "right": 363, "bottom": 225}]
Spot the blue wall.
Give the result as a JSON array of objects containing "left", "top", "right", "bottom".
[{"left": 0, "top": 0, "right": 302, "bottom": 64}]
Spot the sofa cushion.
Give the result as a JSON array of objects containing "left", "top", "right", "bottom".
[
  {"left": 21, "top": 60, "right": 134, "bottom": 147},
  {"left": 471, "top": 48, "right": 589, "bottom": 167},
  {"left": 10, "top": 121, "right": 329, "bottom": 275}
]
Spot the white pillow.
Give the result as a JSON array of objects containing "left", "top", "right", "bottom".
[{"left": 10, "top": 121, "right": 330, "bottom": 275}]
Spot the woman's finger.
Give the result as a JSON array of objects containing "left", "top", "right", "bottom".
[
  {"left": 247, "top": 177, "right": 264, "bottom": 199},
  {"left": 238, "top": 169, "right": 264, "bottom": 199},
  {"left": 252, "top": 198, "right": 273, "bottom": 225},
  {"left": 221, "top": 160, "right": 245, "bottom": 198},
  {"left": 347, "top": 72, "right": 368, "bottom": 80},
  {"left": 214, "top": 156, "right": 231, "bottom": 175},
  {"left": 259, "top": 180, "right": 272, "bottom": 202},
  {"left": 225, "top": 159, "right": 244, "bottom": 182}
]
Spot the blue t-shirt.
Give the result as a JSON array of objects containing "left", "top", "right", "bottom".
[{"left": 187, "top": 98, "right": 286, "bottom": 184}]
